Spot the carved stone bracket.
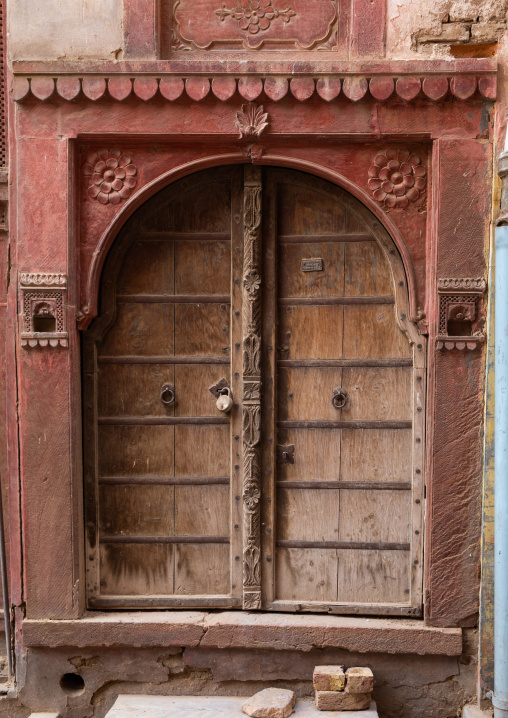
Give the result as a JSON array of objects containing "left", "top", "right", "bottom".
[
  {"left": 436, "top": 277, "right": 486, "bottom": 351},
  {"left": 20, "top": 273, "right": 68, "bottom": 348},
  {"left": 242, "top": 165, "right": 263, "bottom": 610}
]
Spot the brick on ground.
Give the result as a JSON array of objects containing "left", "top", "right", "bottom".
[
  {"left": 345, "top": 668, "right": 374, "bottom": 694},
  {"left": 315, "top": 692, "right": 371, "bottom": 711},
  {"left": 313, "top": 666, "right": 345, "bottom": 692}
]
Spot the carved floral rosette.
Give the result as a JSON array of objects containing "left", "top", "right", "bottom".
[
  {"left": 368, "top": 149, "right": 426, "bottom": 209},
  {"left": 20, "top": 273, "right": 68, "bottom": 348},
  {"left": 84, "top": 149, "right": 137, "bottom": 205},
  {"left": 242, "top": 166, "right": 263, "bottom": 610}
]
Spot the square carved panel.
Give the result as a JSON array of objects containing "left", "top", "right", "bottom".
[{"left": 172, "top": 0, "right": 339, "bottom": 51}]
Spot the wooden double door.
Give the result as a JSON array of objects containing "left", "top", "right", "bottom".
[{"left": 84, "top": 165, "right": 425, "bottom": 615}]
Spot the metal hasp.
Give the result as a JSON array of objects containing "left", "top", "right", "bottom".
[
  {"left": 277, "top": 444, "right": 295, "bottom": 464},
  {"left": 494, "top": 144, "right": 508, "bottom": 718}
]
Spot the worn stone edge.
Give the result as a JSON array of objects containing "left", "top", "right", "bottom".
[{"left": 22, "top": 612, "right": 462, "bottom": 656}]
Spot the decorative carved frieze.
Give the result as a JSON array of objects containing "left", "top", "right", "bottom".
[
  {"left": 84, "top": 149, "right": 137, "bottom": 205},
  {"left": 437, "top": 277, "right": 487, "bottom": 293},
  {"left": 242, "top": 165, "right": 263, "bottom": 610},
  {"left": 368, "top": 149, "right": 426, "bottom": 210},
  {"left": 20, "top": 273, "right": 68, "bottom": 348},
  {"left": 236, "top": 103, "right": 269, "bottom": 139},
  {"left": 436, "top": 277, "right": 486, "bottom": 351},
  {"left": 20, "top": 273, "right": 67, "bottom": 287}
]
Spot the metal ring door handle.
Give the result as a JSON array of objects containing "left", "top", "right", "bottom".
[
  {"left": 332, "top": 388, "right": 348, "bottom": 409},
  {"left": 161, "top": 383, "right": 175, "bottom": 406}
]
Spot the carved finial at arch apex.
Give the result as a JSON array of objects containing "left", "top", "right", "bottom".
[
  {"left": 368, "top": 149, "right": 427, "bottom": 210},
  {"left": 236, "top": 103, "right": 269, "bottom": 139}
]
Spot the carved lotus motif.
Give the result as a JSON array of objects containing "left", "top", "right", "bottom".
[
  {"left": 215, "top": 0, "right": 296, "bottom": 34},
  {"left": 236, "top": 103, "right": 269, "bottom": 139},
  {"left": 84, "top": 149, "right": 137, "bottom": 205},
  {"left": 368, "top": 149, "right": 426, "bottom": 209}
]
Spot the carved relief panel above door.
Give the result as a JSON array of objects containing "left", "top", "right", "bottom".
[{"left": 172, "top": 0, "right": 341, "bottom": 51}]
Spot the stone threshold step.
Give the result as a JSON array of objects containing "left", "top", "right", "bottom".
[{"left": 105, "top": 696, "right": 379, "bottom": 718}]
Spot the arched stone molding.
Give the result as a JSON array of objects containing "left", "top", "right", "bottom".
[{"left": 80, "top": 153, "right": 421, "bottom": 330}]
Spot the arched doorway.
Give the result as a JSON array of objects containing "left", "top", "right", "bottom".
[{"left": 84, "top": 165, "right": 425, "bottom": 615}]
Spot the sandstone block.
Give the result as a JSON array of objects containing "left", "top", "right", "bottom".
[
  {"left": 315, "top": 691, "right": 371, "bottom": 711},
  {"left": 471, "top": 22, "right": 506, "bottom": 42},
  {"left": 345, "top": 667, "right": 374, "bottom": 694},
  {"left": 242, "top": 688, "right": 296, "bottom": 718},
  {"left": 313, "top": 665, "right": 346, "bottom": 692},
  {"left": 418, "top": 23, "right": 471, "bottom": 43}
]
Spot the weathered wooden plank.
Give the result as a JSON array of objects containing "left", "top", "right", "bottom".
[
  {"left": 99, "top": 417, "right": 228, "bottom": 425},
  {"left": 278, "top": 481, "right": 411, "bottom": 491},
  {"left": 117, "top": 294, "right": 230, "bottom": 304},
  {"left": 99, "top": 476, "right": 230, "bottom": 486},
  {"left": 101, "top": 536, "right": 230, "bottom": 544},
  {"left": 277, "top": 420, "right": 412, "bottom": 430},
  {"left": 278, "top": 358, "right": 413, "bottom": 368},
  {"left": 279, "top": 296, "right": 394, "bottom": 306},
  {"left": 277, "top": 540, "right": 411, "bottom": 551},
  {"left": 99, "top": 356, "right": 230, "bottom": 364}
]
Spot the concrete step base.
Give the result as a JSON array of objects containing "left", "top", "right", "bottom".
[{"left": 105, "top": 696, "right": 378, "bottom": 718}]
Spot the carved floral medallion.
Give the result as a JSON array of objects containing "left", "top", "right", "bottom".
[
  {"left": 368, "top": 149, "right": 426, "bottom": 209},
  {"left": 215, "top": 0, "right": 296, "bottom": 34},
  {"left": 173, "top": 0, "right": 336, "bottom": 50},
  {"left": 84, "top": 149, "right": 138, "bottom": 205}
]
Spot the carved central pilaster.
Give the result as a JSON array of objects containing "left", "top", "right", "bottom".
[{"left": 242, "top": 165, "right": 263, "bottom": 610}]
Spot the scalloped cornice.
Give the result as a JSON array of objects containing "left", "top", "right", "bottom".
[{"left": 12, "top": 59, "right": 497, "bottom": 103}]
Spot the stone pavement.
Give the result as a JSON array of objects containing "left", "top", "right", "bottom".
[{"left": 105, "top": 696, "right": 379, "bottom": 718}]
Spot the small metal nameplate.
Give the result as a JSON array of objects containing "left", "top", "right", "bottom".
[{"left": 302, "top": 258, "right": 323, "bottom": 272}]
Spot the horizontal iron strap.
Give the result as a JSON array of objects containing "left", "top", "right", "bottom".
[
  {"left": 99, "top": 416, "right": 229, "bottom": 426},
  {"left": 278, "top": 296, "right": 394, "bottom": 306},
  {"left": 278, "top": 358, "right": 413, "bottom": 368},
  {"left": 277, "top": 420, "right": 412, "bottom": 430},
  {"left": 278, "top": 234, "right": 373, "bottom": 244},
  {"left": 98, "top": 355, "right": 230, "bottom": 365},
  {"left": 117, "top": 294, "right": 230, "bottom": 304},
  {"left": 142, "top": 232, "right": 231, "bottom": 241},
  {"left": 92, "top": 596, "right": 240, "bottom": 609},
  {"left": 99, "top": 476, "right": 230, "bottom": 486},
  {"left": 277, "top": 481, "right": 411, "bottom": 491},
  {"left": 277, "top": 540, "right": 410, "bottom": 551},
  {"left": 101, "top": 535, "right": 230, "bottom": 545}
]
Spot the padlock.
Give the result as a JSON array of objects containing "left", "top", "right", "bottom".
[{"left": 216, "top": 387, "right": 233, "bottom": 413}]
